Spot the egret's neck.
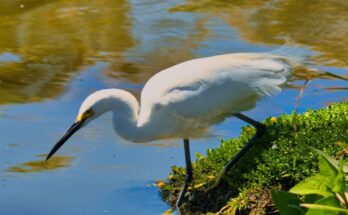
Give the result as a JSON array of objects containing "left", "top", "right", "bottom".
[
  {"left": 82, "top": 89, "right": 158, "bottom": 142},
  {"left": 100, "top": 90, "right": 152, "bottom": 143}
]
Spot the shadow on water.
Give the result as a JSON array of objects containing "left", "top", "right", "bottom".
[{"left": 7, "top": 155, "right": 73, "bottom": 173}]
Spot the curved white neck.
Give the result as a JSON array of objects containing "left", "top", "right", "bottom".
[
  {"left": 96, "top": 90, "right": 155, "bottom": 143},
  {"left": 81, "top": 89, "right": 158, "bottom": 142},
  {"left": 112, "top": 104, "right": 143, "bottom": 143}
]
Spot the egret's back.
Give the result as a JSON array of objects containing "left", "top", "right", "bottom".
[{"left": 138, "top": 52, "right": 299, "bottom": 137}]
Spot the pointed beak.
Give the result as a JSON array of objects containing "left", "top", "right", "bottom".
[{"left": 46, "top": 119, "right": 85, "bottom": 161}]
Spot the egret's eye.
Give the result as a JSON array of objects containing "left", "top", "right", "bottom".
[
  {"left": 84, "top": 109, "right": 94, "bottom": 118},
  {"left": 77, "top": 109, "right": 94, "bottom": 122}
]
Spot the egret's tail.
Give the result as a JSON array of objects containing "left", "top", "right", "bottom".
[
  {"left": 251, "top": 41, "right": 309, "bottom": 97},
  {"left": 269, "top": 40, "right": 308, "bottom": 68}
]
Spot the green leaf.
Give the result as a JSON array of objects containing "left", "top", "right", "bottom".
[
  {"left": 333, "top": 158, "right": 346, "bottom": 195},
  {"left": 304, "top": 194, "right": 323, "bottom": 204},
  {"left": 290, "top": 153, "right": 342, "bottom": 196},
  {"left": 317, "top": 154, "right": 338, "bottom": 178},
  {"left": 271, "top": 190, "right": 303, "bottom": 215},
  {"left": 305, "top": 196, "right": 342, "bottom": 215},
  {"left": 290, "top": 174, "right": 333, "bottom": 197},
  {"left": 312, "top": 148, "right": 339, "bottom": 172},
  {"left": 303, "top": 204, "right": 348, "bottom": 213}
]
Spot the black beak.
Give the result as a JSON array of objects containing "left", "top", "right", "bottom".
[{"left": 46, "top": 120, "right": 85, "bottom": 161}]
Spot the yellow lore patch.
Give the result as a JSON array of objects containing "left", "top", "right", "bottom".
[
  {"left": 76, "top": 109, "right": 94, "bottom": 122},
  {"left": 77, "top": 114, "right": 84, "bottom": 122}
]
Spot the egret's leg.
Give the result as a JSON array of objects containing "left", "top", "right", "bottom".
[
  {"left": 223, "top": 113, "right": 265, "bottom": 172},
  {"left": 206, "top": 113, "right": 265, "bottom": 191},
  {"left": 176, "top": 138, "right": 193, "bottom": 208}
]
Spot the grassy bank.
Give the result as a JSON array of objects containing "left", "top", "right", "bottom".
[{"left": 159, "top": 102, "right": 348, "bottom": 214}]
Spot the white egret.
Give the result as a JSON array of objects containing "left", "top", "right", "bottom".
[{"left": 46, "top": 48, "right": 303, "bottom": 207}]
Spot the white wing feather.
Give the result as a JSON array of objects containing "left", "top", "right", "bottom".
[{"left": 138, "top": 53, "right": 293, "bottom": 126}]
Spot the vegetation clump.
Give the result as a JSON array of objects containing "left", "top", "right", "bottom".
[
  {"left": 159, "top": 102, "right": 348, "bottom": 214},
  {"left": 272, "top": 149, "right": 348, "bottom": 215}
]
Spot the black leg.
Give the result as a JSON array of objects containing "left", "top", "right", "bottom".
[
  {"left": 176, "top": 138, "right": 193, "bottom": 208},
  {"left": 222, "top": 113, "right": 265, "bottom": 173},
  {"left": 206, "top": 113, "right": 265, "bottom": 191}
]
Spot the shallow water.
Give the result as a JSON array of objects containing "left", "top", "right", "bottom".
[{"left": 0, "top": 0, "right": 347, "bottom": 214}]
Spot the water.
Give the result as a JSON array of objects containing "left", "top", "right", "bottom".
[{"left": 0, "top": 0, "right": 347, "bottom": 214}]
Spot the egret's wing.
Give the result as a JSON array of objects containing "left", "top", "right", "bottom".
[
  {"left": 138, "top": 53, "right": 292, "bottom": 125},
  {"left": 249, "top": 57, "right": 292, "bottom": 97}
]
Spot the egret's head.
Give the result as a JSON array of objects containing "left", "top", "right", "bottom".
[
  {"left": 76, "top": 89, "right": 124, "bottom": 125},
  {"left": 46, "top": 90, "right": 117, "bottom": 161}
]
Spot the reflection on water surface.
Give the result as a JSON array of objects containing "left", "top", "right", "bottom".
[
  {"left": 0, "top": 0, "right": 133, "bottom": 104},
  {"left": 172, "top": 0, "right": 348, "bottom": 67},
  {"left": 7, "top": 155, "right": 73, "bottom": 173}
]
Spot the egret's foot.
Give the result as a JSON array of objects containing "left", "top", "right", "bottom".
[
  {"left": 175, "top": 172, "right": 193, "bottom": 207},
  {"left": 175, "top": 181, "right": 191, "bottom": 208},
  {"left": 204, "top": 171, "right": 225, "bottom": 193}
]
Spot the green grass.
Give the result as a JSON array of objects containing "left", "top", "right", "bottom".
[{"left": 159, "top": 102, "right": 348, "bottom": 214}]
